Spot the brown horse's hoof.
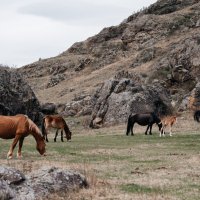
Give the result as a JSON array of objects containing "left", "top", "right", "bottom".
[
  {"left": 7, "top": 155, "right": 13, "bottom": 159},
  {"left": 17, "top": 154, "right": 23, "bottom": 159}
]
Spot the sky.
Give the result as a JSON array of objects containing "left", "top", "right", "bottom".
[{"left": 0, "top": 0, "right": 157, "bottom": 67}]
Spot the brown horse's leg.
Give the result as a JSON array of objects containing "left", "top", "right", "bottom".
[
  {"left": 61, "top": 130, "right": 64, "bottom": 142},
  {"left": 160, "top": 125, "right": 166, "bottom": 137},
  {"left": 7, "top": 135, "right": 20, "bottom": 159},
  {"left": 45, "top": 128, "right": 49, "bottom": 142},
  {"left": 54, "top": 129, "right": 59, "bottom": 142},
  {"left": 17, "top": 137, "right": 25, "bottom": 158},
  {"left": 169, "top": 125, "right": 172, "bottom": 136}
]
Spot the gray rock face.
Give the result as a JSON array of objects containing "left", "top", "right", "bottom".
[
  {"left": 0, "top": 166, "right": 88, "bottom": 200},
  {"left": 179, "top": 82, "right": 200, "bottom": 111},
  {"left": 90, "top": 72, "right": 173, "bottom": 127},
  {"left": 146, "top": 0, "right": 199, "bottom": 15},
  {"left": 0, "top": 67, "right": 42, "bottom": 124}
]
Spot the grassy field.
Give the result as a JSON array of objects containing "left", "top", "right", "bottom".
[{"left": 0, "top": 115, "right": 200, "bottom": 200}]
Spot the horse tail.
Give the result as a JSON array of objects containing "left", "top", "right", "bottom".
[
  {"left": 41, "top": 117, "right": 46, "bottom": 139},
  {"left": 126, "top": 114, "right": 132, "bottom": 135}
]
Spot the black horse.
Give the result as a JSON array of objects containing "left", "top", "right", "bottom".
[
  {"left": 126, "top": 112, "right": 163, "bottom": 136},
  {"left": 194, "top": 110, "right": 200, "bottom": 122}
]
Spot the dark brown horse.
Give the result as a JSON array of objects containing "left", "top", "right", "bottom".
[
  {"left": 42, "top": 115, "right": 72, "bottom": 142},
  {"left": 0, "top": 114, "right": 46, "bottom": 159},
  {"left": 126, "top": 112, "right": 163, "bottom": 136}
]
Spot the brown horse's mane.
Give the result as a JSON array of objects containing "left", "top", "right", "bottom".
[
  {"left": 62, "top": 118, "right": 71, "bottom": 134},
  {"left": 16, "top": 114, "right": 43, "bottom": 139},
  {"left": 27, "top": 118, "right": 42, "bottom": 136}
]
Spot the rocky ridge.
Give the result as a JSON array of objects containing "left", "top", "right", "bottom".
[{"left": 16, "top": 0, "right": 200, "bottom": 124}]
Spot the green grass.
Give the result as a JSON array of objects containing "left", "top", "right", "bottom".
[
  {"left": 1, "top": 126, "right": 200, "bottom": 199},
  {"left": 121, "top": 183, "right": 164, "bottom": 194}
]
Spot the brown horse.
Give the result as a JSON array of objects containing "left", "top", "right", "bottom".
[
  {"left": 160, "top": 115, "right": 177, "bottom": 137},
  {"left": 0, "top": 114, "right": 46, "bottom": 159},
  {"left": 42, "top": 115, "right": 72, "bottom": 142}
]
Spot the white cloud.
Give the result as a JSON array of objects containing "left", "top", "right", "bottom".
[{"left": 0, "top": 0, "right": 157, "bottom": 67}]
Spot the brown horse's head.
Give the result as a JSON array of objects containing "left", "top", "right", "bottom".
[
  {"left": 36, "top": 137, "right": 46, "bottom": 155},
  {"left": 27, "top": 118, "right": 46, "bottom": 155}
]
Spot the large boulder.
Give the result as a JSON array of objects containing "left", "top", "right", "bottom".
[
  {"left": 90, "top": 72, "right": 173, "bottom": 127},
  {"left": 0, "top": 166, "right": 88, "bottom": 200},
  {"left": 0, "top": 66, "right": 42, "bottom": 124}
]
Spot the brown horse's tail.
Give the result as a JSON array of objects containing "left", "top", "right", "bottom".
[
  {"left": 126, "top": 114, "right": 132, "bottom": 135},
  {"left": 41, "top": 117, "right": 46, "bottom": 139}
]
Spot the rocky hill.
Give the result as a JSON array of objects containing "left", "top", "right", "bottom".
[{"left": 17, "top": 0, "right": 200, "bottom": 124}]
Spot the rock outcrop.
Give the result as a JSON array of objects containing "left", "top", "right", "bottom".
[
  {"left": 0, "top": 166, "right": 88, "bottom": 200},
  {"left": 17, "top": 0, "right": 200, "bottom": 118},
  {"left": 90, "top": 71, "right": 173, "bottom": 127},
  {"left": 0, "top": 66, "right": 42, "bottom": 124}
]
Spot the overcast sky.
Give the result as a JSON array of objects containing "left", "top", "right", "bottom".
[{"left": 0, "top": 0, "right": 157, "bottom": 67}]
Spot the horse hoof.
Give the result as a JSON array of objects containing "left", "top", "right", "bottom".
[
  {"left": 7, "top": 156, "right": 12, "bottom": 159},
  {"left": 17, "top": 155, "right": 23, "bottom": 159}
]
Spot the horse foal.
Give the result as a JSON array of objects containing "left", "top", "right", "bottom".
[{"left": 160, "top": 116, "right": 177, "bottom": 137}]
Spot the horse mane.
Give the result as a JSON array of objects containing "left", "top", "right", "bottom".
[
  {"left": 27, "top": 118, "right": 43, "bottom": 137},
  {"left": 151, "top": 112, "right": 161, "bottom": 123},
  {"left": 62, "top": 118, "right": 71, "bottom": 135}
]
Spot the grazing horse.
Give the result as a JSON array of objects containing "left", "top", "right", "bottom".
[
  {"left": 194, "top": 110, "right": 200, "bottom": 122},
  {"left": 0, "top": 114, "right": 46, "bottom": 159},
  {"left": 160, "top": 115, "right": 177, "bottom": 137},
  {"left": 126, "top": 112, "right": 163, "bottom": 136},
  {"left": 42, "top": 115, "right": 72, "bottom": 142}
]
